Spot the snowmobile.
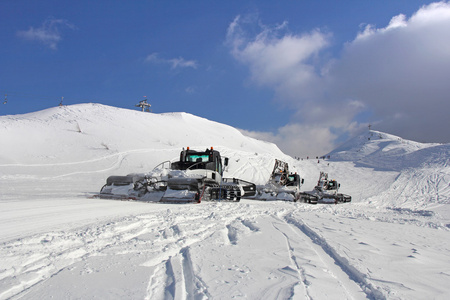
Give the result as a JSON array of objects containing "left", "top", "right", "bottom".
[
  {"left": 252, "top": 159, "right": 305, "bottom": 201},
  {"left": 300, "top": 172, "right": 351, "bottom": 204},
  {"left": 97, "top": 147, "right": 256, "bottom": 203}
]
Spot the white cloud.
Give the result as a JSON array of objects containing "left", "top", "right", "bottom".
[
  {"left": 17, "top": 18, "right": 75, "bottom": 50},
  {"left": 226, "top": 15, "right": 329, "bottom": 92},
  {"left": 145, "top": 53, "right": 198, "bottom": 69},
  {"left": 185, "top": 86, "right": 196, "bottom": 94},
  {"left": 356, "top": 14, "right": 408, "bottom": 40},
  {"left": 332, "top": 1, "right": 450, "bottom": 142},
  {"left": 226, "top": 14, "right": 358, "bottom": 156},
  {"left": 227, "top": 2, "right": 450, "bottom": 156},
  {"left": 145, "top": 53, "right": 159, "bottom": 62},
  {"left": 240, "top": 124, "right": 337, "bottom": 158},
  {"left": 168, "top": 57, "right": 198, "bottom": 69}
]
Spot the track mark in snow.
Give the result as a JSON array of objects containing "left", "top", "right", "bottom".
[
  {"left": 225, "top": 217, "right": 260, "bottom": 246},
  {"left": 271, "top": 222, "right": 311, "bottom": 299},
  {"left": 370, "top": 278, "right": 414, "bottom": 291},
  {"left": 241, "top": 219, "right": 260, "bottom": 232},
  {"left": 284, "top": 213, "right": 386, "bottom": 300},
  {"left": 164, "top": 257, "right": 179, "bottom": 300},
  {"left": 181, "top": 247, "right": 210, "bottom": 300},
  {"left": 157, "top": 247, "right": 208, "bottom": 300},
  {"left": 1, "top": 214, "right": 170, "bottom": 299},
  {"left": 181, "top": 248, "right": 195, "bottom": 300},
  {"left": 145, "top": 265, "right": 166, "bottom": 300},
  {"left": 226, "top": 224, "right": 238, "bottom": 245}
]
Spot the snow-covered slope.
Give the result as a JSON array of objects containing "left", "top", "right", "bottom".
[
  {"left": 0, "top": 103, "right": 284, "bottom": 164},
  {"left": 0, "top": 103, "right": 292, "bottom": 200},
  {"left": 1, "top": 104, "right": 449, "bottom": 300},
  {"left": 320, "top": 130, "right": 450, "bottom": 208},
  {"left": 328, "top": 130, "right": 443, "bottom": 170}
]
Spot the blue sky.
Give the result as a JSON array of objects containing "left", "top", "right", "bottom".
[{"left": 1, "top": 0, "right": 449, "bottom": 156}]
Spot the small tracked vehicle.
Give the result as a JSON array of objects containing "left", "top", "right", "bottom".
[
  {"left": 253, "top": 159, "right": 305, "bottom": 201},
  {"left": 300, "top": 172, "right": 351, "bottom": 204}
]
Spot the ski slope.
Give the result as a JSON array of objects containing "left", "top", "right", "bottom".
[{"left": 0, "top": 104, "right": 449, "bottom": 299}]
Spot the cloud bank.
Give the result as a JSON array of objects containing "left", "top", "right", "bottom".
[
  {"left": 227, "top": 2, "right": 450, "bottom": 156},
  {"left": 331, "top": 1, "right": 450, "bottom": 143}
]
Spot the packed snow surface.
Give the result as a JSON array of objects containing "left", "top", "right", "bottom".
[{"left": 1, "top": 104, "right": 449, "bottom": 299}]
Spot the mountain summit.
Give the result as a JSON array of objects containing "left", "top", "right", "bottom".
[
  {"left": 328, "top": 130, "right": 446, "bottom": 170},
  {"left": 0, "top": 103, "right": 285, "bottom": 165}
]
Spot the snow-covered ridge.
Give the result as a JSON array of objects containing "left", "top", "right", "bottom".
[
  {"left": 327, "top": 129, "right": 446, "bottom": 170},
  {"left": 0, "top": 103, "right": 286, "bottom": 165}
]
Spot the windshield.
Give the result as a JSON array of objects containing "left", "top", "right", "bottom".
[{"left": 186, "top": 154, "right": 210, "bottom": 163}]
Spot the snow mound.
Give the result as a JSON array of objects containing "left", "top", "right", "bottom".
[
  {"left": 328, "top": 130, "right": 445, "bottom": 170},
  {"left": 320, "top": 130, "right": 450, "bottom": 208},
  {"left": 0, "top": 103, "right": 285, "bottom": 165}
]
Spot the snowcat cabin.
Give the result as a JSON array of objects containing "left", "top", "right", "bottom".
[
  {"left": 327, "top": 180, "right": 339, "bottom": 190},
  {"left": 286, "top": 174, "right": 303, "bottom": 187},
  {"left": 171, "top": 148, "right": 224, "bottom": 176}
]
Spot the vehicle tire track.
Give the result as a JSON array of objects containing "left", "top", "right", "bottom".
[
  {"left": 0, "top": 213, "right": 177, "bottom": 299},
  {"left": 283, "top": 212, "right": 386, "bottom": 300},
  {"left": 181, "top": 246, "right": 211, "bottom": 300},
  {"left": 271, "top": 221, "right": 312, "bottom": 299}
]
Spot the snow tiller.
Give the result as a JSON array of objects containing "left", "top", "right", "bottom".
[
  {"left": 300, "top": 171, "right": 352, "bottom": 204},
  {"left": 96, "top": 147, "right": 256, "bottom": 203},
  {"left": 252, "top": 159, "right": 305, "bottom": 201}
]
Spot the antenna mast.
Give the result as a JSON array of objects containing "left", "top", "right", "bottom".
[{"left": 135, "top": 96, "right": 151, "bottom": 112}]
